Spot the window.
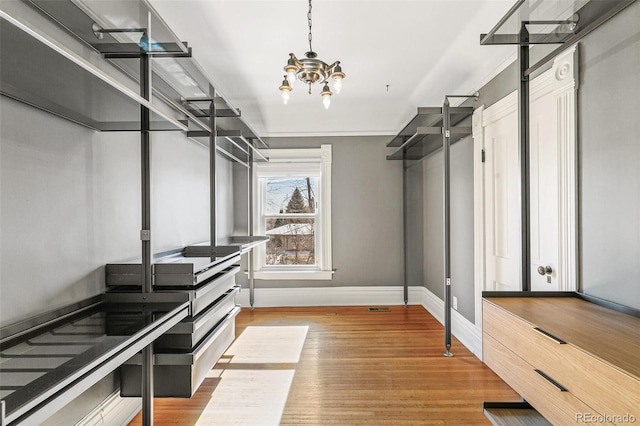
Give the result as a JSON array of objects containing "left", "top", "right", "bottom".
[
  {"left": 264, "top": 177, "right": 317, "bottom": 265},
  {"left": 253, "top": 145, "right": 332, "bottom": 280}
]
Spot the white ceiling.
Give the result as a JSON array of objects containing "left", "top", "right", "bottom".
[{"left": 149, "top": 0, "right": 516, "bottom": 137}]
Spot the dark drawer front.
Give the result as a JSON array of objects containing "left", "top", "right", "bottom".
[
  {"left": 190, "top": 266, "right": 238, "bottom": 316},
  {"left": 120, "top": 306, "right": 239, "bottom": 398},
  {"left": 154, "top": 287, "right": 239, "bottom": 351},
  {"left": 154, "top": 256, "right": 239, "bottom": 287}
]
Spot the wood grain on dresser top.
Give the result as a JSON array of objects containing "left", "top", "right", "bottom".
[{"left": 484, "top": 297, "right": 640, "bottom": 380}]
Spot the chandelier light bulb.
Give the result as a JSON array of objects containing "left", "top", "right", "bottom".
[
  {"left": 285, "top": 55, "right": 298, "bottom": 85},
  {"left": 287, "top": 70, "right": 296, "bottom": 85},
  {"left": 322, "top": 93, "right": 331, "bottom": 109},
  {"left": 321, "top": 82, "right": 332, "bottom": 109},
  {"left": 279, "top": 75, "right": 292, "bottom": 105},
  {"left": 333, "top": 77, "right": 342, "bottom": 94},
  {"left": 332, "top": 62, "right": 345, "bottom": 94}
]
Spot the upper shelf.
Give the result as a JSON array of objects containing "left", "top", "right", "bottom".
[
  {"left": 26, "top": 0, "right": 189, "bottom": 55},
  {"left": 0, "top": 12, "right": 187, "bottom": 132},
  {"left": 481, "top": 0, "right": 588, "bottom": 45},
  {"left": 20, "top": 0, "right": 269, "bottom": 158},
  {"left": 187, "top": 129, "right": 269, "bottom": 165},
  {"left": 386, "top": 107, "right": 473, "bottom": 161},
  {"left": 480, "top": 0, "right": 635, "bottom": 46}
]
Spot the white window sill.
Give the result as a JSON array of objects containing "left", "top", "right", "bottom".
[{"left": 251, "top": 270, "right": 334, "bottom": 281}]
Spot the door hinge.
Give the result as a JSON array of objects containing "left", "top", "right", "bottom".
[{"left": 481, "top": 149, "right": 485, "bottom": 163}]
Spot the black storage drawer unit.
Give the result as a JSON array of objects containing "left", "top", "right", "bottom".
[
  {"left": 120, "top": 306, "right": 239, "bottom": 398},
  {"left": 114, "top": 254, "right": 242, "bottom": 398}
]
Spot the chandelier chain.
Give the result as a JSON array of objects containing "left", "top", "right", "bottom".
[{"left": 307, "top": 0, "right": 313, "bottom": 53}]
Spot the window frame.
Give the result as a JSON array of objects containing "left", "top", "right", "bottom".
[{"left": 253, "top": 145, "right": 333, "bottom": 280}]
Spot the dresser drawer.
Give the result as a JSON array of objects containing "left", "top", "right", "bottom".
[
  {"left": 120, "top": 306, "right": 239, "bottom": 398},
  {"left": 154, "top": 287, "right": 239, "bottom": 351},
  {"left": 483, "top": 300, "right": 640, "bottom": 418},
  {"left": 483, "top": 333, "right": 611, "bottom": 425}
]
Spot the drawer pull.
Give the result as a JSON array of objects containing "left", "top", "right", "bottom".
[
  {"left": 534, "top": 369, "right": 568, "bottom": 392},
  {"left": 533, "top": 327, "right": 567, "bottom": 344}
]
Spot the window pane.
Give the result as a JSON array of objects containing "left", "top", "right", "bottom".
[
  {"left": 265, "top": 178, "right": 317, "bottom": 215},
  {"left": 265, "top": 218, "right": 315, "bottom": 265}
]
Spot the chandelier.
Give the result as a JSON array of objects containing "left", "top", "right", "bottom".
[{"left": 279, "top": 0, "right": 345, "bottom": 109}]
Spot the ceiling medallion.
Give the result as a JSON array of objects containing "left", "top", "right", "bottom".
[{"left": 279, "top": 0, "right": 345, "bottom": 109}]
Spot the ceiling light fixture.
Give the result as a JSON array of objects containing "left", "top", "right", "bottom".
[{"left": 279, "top": 0, "right": 345, "bottom": 109}]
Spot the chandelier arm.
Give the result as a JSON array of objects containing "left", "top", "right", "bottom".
[
  {"left": 326, "top": 61, "right": 341, "bottom": 71},
  {"left": 290, "top": 54, "right": 303, "bottom": 68}
]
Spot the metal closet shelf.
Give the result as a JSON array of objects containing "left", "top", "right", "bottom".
[
  {"left": 183, "top": 236, "right": 270, "bottom": 257},
  {"left": 0, "top": 12, "right": 187, "bottom": 132},
  {"left": 183, "top": 96, "right": 268, "bottom": 165},
  {"left": 0, "top": 294, "right": 190, "bottom": 426},
  {"left": 187, "top": 129, "right": 269, "bottom": 167},
  {"left": 386, "top": 106, "right": 473, "bottom": 161},
  {"left": 26, "top": 0, "right": 190, "bottom": 56},
  {"left": 16, "top": 0, "right": 270, "bottom": 165}
]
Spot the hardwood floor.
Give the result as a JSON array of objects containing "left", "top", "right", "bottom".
[{"left": 129, "top": 306, "right": 519, "bottom": 425}]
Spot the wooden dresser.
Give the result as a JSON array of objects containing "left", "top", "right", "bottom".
[{"left": 483, "top": 296, "right": 640, "bottom": 425}]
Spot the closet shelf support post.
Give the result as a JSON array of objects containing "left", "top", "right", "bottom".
[
  {"left": 442, "top": 98, "right": 453, "bottom": 357},
  {"left": 140, "top": 50, "right": 154, "bottom": 426}
]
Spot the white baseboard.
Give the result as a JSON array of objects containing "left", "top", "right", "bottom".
[
  {"left": 413, "top": 286, "right": 483, "bottom": 359},
  {"left": 235, "top": 285, "right": 482, "bottom": 359},
  {"left": 75, "top": 391, "right": 140, "bottom": 426},
  {"left": 236, "top": 285, "right": 422, "bottom": 307}
]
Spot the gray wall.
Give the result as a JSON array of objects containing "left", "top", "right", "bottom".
[
  {"left": 578, "top": 1, "right": 640, "bottom": 310},
  {"left": 234, "top": 135, "right": 404, "bottom": 289},
  {"left": 406, "top": 162, "right": 424, "bottom": 287},
  {"left": 421, "top": 136, "right": 475, "bottom": 322}
]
